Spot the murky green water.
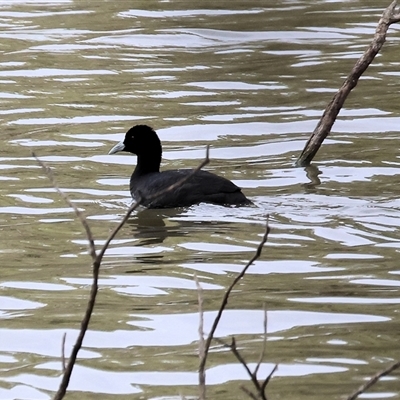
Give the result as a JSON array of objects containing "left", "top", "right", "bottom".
[{"left": 1, "top": 1, "right": 400, "bottom": 399}]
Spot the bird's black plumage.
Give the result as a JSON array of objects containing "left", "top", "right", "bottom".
[{"left": 108, "top": 125, "right": 251, "bottom": 209}]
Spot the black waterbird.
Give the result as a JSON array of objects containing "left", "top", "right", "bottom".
[{"left": 108, "top": 124, "right": 252, "bottom": 209}]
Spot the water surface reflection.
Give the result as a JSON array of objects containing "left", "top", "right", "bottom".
[{"left": 1, "top": 1, "right": 400, "bottom": 400}]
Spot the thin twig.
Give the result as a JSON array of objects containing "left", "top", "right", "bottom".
[
  {"left": 143, "top": 146, "right": 210, "bottom": 205},
  {"left": 229, "top": 337, "right": 262, "bottom": 393},
  {"left": 195, "top": 274, "right": 205, "bottom": 360},
  {"left": 97, "top": 147, "right": 210, "bottom": 261},
  {"left": 52, "top": 198, "right": 142, "bottom": 400},
  {"left": 34, "top": 146, "right": 211, "bottom": 400},
  {"left": 216, "top": 334, "right": 277, "bottom": 400},
  {"left": 239, "top": 385, "right": 258, "bottom": 400},
  {"left": 96, "top": 197, "right": 142, "bottom": 261},
  {"left": 254, "top": 306, "right": 268, "bottom": 377},
  {"left": 53, "top": 262, "right": 100, "bottom": 400},
  {"left": 215, "top": 336, "right": 261, "bottom": 390},
  {"left": 199, "top": 217, "right": 270, "bottom": 376},
  {"left": 194, "top": 274, "right": 206, "bottom": 400},
  {"left": 33, "top": 153, "right": 97, "bottom": 261},
  {"left": 346, "top": 360, "right": 400, "bottom": 400},
  {"left": 61, "top": 332, "right": 66, "bottom": 373},
  {"left": 261, "top": 364, "right": 278, "bottom": 394}
]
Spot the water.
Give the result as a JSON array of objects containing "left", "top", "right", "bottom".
[{"left": 1, "top": 1, "right": 400, "bottom": 399}]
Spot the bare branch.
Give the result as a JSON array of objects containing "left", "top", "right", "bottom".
[
  {"left": 97, "top": 146, "right": 210, "bottom": 262},
  {"left": 35, "top": 147, "right": 211, "bottom": 400},
  {"left": 198, "top": 217, "right": 270, "bottom": 380},
  {"left": 194, "top": 274, "right": 206, "bottom": 400},
  {"left": 33, "top": 153, "right": 96, "bottom": 261},
  {"left": 145, "top": 145, "right": 210, "bottom": 204},
  {"left": 240, "top": 385, "right": 258, "bottom": 400},
  {"left": 61, "top": 333, "right": 66, "bottom": 373},
  {"left": 385, "top": 0, "right": 399, "bottom": 21},
  {"left": 218, "top": 335, "right": 277, "bottom": 400},
  {"left": 96, "top": 197, "right": 142, "bottom": 261},
  {"left": 346, "top": 360, "right": 400, "bottom": 400},
  {"left": 261, "top": 364, "right": 278, "bottom": 393},
  {"left": 229, "top": 337, "right": 262, "bottom": 393},
  {"left": 216, "top": 333, "right": 277, "bottom": 400},
  {"left": 296, "top": 1, "right": 400, "bottom": 167},
  {"left": 254, "top": 306, "right": 268, "bottom": 377},
  {"left": 53, "top": 262, "right": 100, "bottom": 400},
  {"left": 390, "top": 13, "right": 400, "bottom": 23}
]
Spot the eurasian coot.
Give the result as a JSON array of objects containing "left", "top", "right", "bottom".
[{"left": 108, "top": 125, "right": 251, "bottom": 208}]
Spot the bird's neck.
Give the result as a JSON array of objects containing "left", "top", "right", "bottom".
[{"left": 133, "top": 153, "right": 161, "bottom": 176}]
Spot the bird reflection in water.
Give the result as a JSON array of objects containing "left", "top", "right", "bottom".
[{"left": 127, "top": 208, "right": 187, "bottom": 247}]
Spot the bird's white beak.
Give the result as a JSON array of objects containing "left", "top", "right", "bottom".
[{"left": 108, "top": 141, "right": 125, "bottom": 155}]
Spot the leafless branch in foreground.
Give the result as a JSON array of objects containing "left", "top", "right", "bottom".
[
  {"left": 254, "top": 306, "right": 268, "bottom": 377},
  {"left": 34, "top": 154, "right": 140, "bottom": 400},
  {"left": 346, "top": 360, "right": 400, "bottom": 400},
  {"left": 33, "top": 153, "right": 96, "bottom": 260},
  {"left": 61, "top": 333, "right": 66, "bottom": 373},
  {"left": 194, "top": 274, "right": 206, "bottom": 400},
  {"left": 34, "top": 147, "right": 210, "bottom": 400},
  {"left": 239, "top": 384, "right": 259, "bottom": 400},
  {"left": 296, "top": 0, "right": 400, "bottom": 167},
  {"left": 198, "top": 217, "right": 271, "bottom": 397},
  {"left": 215, "top": 329, "right": 277, "bottom": 400}
]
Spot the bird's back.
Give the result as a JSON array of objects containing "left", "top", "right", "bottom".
[{"left": 130, "top": 169, "right": 251, "bottom": 208}]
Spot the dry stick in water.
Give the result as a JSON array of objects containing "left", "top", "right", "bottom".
[
  {"left": 346, "top": 360, "right": 400, "bottom": 400},
  {"left": 198, "top": 217, "right": 271, "bottom": 397},
  {"left": 34, "top": 147, "right": 210, "bottom": 400},
  {"left": 296, "top": 0, "right": 400, "bottom": 167}
]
